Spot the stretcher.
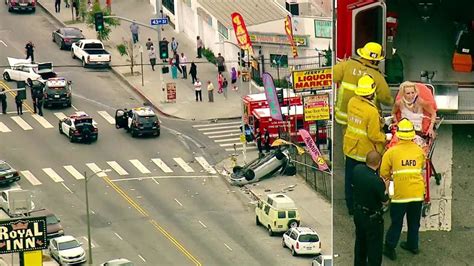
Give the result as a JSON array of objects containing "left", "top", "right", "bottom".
[{"left": 385, "top": 83, "right": 442, "bottom": 217}]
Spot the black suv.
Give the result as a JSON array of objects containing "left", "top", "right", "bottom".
[
  {"left": 43, "top": 78, "right": 72, "bottom": 108},
  {"left": 115, "top": 107, "right": 160, "bottom": 137}
]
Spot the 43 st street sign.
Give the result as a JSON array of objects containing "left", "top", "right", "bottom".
[{"left": 0, "top": 216, "right": 47, "bottom": 254}]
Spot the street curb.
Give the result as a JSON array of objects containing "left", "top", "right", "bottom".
[{"left": 37, "top": 1, "right": 242, "bottom": 122}]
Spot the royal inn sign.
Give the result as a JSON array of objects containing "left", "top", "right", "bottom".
[{"left": 0, "top": 216, "right": 47, "bottom": 254}]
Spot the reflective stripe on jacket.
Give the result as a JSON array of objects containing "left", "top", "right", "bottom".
[
  {"left": 343, "top": 96, "right": 386, "bottom": 162},
  {"left": 380, "top": 140, "right": 425, "bottom": 203},
  {"left": 333, "top": 58, "right": 394, "bottom": 125}
]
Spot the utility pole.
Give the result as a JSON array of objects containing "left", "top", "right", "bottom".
[{"left": 155, "top": 0, "right": 166, "bottom": 101}]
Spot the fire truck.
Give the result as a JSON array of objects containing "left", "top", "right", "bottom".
[
  {"left": 242, "top": 90, "right": 302, "bottom": 123},
  {"left": 337, "top": 0, "right": 474, "bottom": 123}
]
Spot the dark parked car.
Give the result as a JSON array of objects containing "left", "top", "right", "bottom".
[
  {"left": 43, "top": 78, "right": 72, "bottom": 108},
  {"left": 6, "top": 0, "right": 36, "bottom": 13},
  {"left": 52, "top": 27, "right": 85, "bottom": 50},
  {"left": 0, "top": 160, "right": 21, "bottom": 186},
  {"left": 31, "top": 209, "right": 64, "bottom": 242}
]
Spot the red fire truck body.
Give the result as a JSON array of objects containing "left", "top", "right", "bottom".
[{"left": 242, "top": 90, "right": 302, "bottom": 123}]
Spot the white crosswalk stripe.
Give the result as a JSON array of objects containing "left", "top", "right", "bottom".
[
  {"left": 42, "top": 168, "right": 64, "bottom": 182},
  {"left": 20, "top": 170, "right": 42, "bottom": 186},
  {"left": 193, "top": 121, "right": 254, "bottom": 151},
  {"left": 195, "top": 156, "right": 216, "bottom": 174},
  {"left": 151, "top": 158, "right": 173, "bottom": 173},
  {"left": 173, "top": 158, "right": 194, "bottom": 173},
  {"left": 107, "top": 161, "right": 129, "bottom": 176},
  {"left": 214, "top": 138, "right": 240, "bottom": 143},
  {"left": 0, "top": 122, "right": 11, "bottom": 133},
  {"left": 192, "top": 121, "right": 241, "bottom": 128},
  {"left": 225, "top": 146, "right": 257, "bottom": 151},
  {"left": 32, "top": 114, "right": 54, "bottom": 128},
  {"left": 129, "top": 160, "right": 151, "bottom": 174},
  {"left": 86, "top": 163, "right": 108, "bottom": 177},
  {"left": 11, "top": 116, "right": 33, "bottom": 130},
  {"left": 54, "top": 112, "right": 67, "bottom": 121},
  {"left": 97, "top": 111, "right": 115, "bottom": 124},
  {"left": 64, "top": 165, "right": 85, "bottom": 180}
]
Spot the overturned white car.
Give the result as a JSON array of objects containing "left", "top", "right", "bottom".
[{"left": 2, "top": 57, "right": 57, "bottom": 84}]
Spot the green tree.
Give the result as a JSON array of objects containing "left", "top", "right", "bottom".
[
  {"left": 322, "top": 46, "right": 332, "bottom": 67},
  {"left": 116, "top": 39, "right": 138, "bottom": 75},
  {"left": 85, "top": 2, "right": 120, "bottom": 41}
]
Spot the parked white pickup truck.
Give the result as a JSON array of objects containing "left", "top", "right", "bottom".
[{"left": 71, "top": 39, "right": 111, "bottom": 68}]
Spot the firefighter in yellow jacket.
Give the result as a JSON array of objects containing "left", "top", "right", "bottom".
[
  {"left": 343, "top": 74, "right": 386, "bottom": 214},
  {"left": 334, "top": 42, "right": 394, "bottom": 126},
  {"left": 380, "top": 118, "right": 425, "bottom": 261}
]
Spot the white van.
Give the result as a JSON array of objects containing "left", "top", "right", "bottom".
[
  {"left": 255, "top": 193, "right": 300, "bottom": 236},
  {"left": 0, "top": 184, "right": 35, "bottom": 217}
]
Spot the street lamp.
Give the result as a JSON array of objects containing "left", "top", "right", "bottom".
[{"left": 84, "top": 168, "right": 112, "bottom": 265}]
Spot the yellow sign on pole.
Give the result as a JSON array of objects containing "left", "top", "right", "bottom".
[
  {"left": 304, "top": 94, "right": 330, "bottom": 121},
  {"left": 292, "top": 67, "right": 332, "bottom": 92}
]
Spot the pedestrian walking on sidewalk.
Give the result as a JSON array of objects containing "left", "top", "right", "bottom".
[
  {"left": 170, "top": 58, "right": 178, "bottom": 79},
  {"left": 146, "top": 38, "right": 153, "bottom": 50},
  {"left": 207, "top": 81, "right": 214, "bottom": 102},
  {"left": 15, "top": 94, "right": 23, "bottom": 115},
  {"left": 217, "top": 72, "right": 224, "bottom": 94},
  {"left": 65, "top": 0, "right": 69, "bottom": 8},
  {"left": 222, "top": 78, "right": 228, "bottom": 99},
  {"left": 194, "top": 79, "right": 202, "bottom": 102},
  {"left": 264, "top": 128, "right": 270, "bottom": 152},
  {"left": 189, "top": 62, "right": 197, "bottom": 84},
  {"left": 173, "top": 52, "right": 182, "bottom": 73},
  {"left": 0, "top": 89, "right": 7, "bottom": 114},
  {"left": 216, "top": 53, "right": 226, "bottom": 72},
  {"left": 72, "top": 0, "right": 79, "bottom": 19},
  {"left": 196, "top": 36, "right": 203, "bottom": 58},
  {"left": 148, "top": 45, "right": 157, "bottom": 71},
  {"left": 171, "top": 37, "right": 179, "bottom": 53},
  {"left": 55, "top": 0, "right": 61, "bottom": 13},
  {"left": 25, "top": 41, "right": 35, "bottom": 63},
  {"left": 231, "top": 67, "right": 238, "bottom": 91},
  {"left": 130, "top": 21, "right": 139, "bottom": 44},
  {"left": 180, "top": 53, "right": 187, "bottom": 79}
]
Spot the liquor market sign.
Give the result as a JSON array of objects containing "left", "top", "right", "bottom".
[
  {"left": 0, "top": 217, "right": 47, "bottom": 254},
  {"left": 292, "top": 67, "right": 332, "bottom": 92}
]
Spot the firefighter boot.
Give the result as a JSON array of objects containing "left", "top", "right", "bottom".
[{"left": 383, "top": 244, "right": 397, "bottom": 261}]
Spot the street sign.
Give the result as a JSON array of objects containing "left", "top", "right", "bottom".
[{"left": 150, "top": 18, "right": 168, "bottom": 26}]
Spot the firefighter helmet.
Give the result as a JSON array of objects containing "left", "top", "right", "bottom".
[
  {"left": 357, "top": 42, "right": 385, "bottom": 61},
  {"left": 355, "top": 74, "right": 376, "bottom": 96},
  {"left": 396, "top": 118, "right": 416, "bottom": 140}
]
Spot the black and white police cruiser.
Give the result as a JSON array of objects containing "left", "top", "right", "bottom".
[{"left": 58, "top": 111, "right": 98, "bottom": 143}]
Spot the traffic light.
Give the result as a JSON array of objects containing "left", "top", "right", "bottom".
[
  {"left": 159, "top": 41, "right": 169, "bottom": 59},
  {"left": 277, "top": 89, "right": 284, "bottom": 105},
  {"left": 94, "top": 12, "right": 105, "bottom": 32}
]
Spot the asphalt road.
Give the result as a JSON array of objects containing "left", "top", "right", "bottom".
[{"left": 0, "top": 7, "right": 316, "bottom": 266}]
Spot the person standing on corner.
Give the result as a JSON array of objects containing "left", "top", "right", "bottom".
[
  {"left": 15, "top": 94, "right": 23, "bottom": 115},
  {"left": 180, "top": 53, "right": 187, "bottom": 79},
  {"left": 344, "top": 74, "right": 386, "bottom": 215},
  {"left": 171, "top": 37, "right": 179, "bottom": 53},
  {"left": 217, "top": 72, "right": 224, "bottom": 94},
  {"left": 189, "top": 62, "right": 197, "bottom": 84},
  {"left": 264, "top": 128, "right": 271, "bottom": 153},
  {"left": 148, "top": 45, "right": 156, "bottom": 71},
  {"left": 194, "top": 78, "right": 202, "bottom": 102},
  {"left": 381, "top": 118, "right": 425, "bottom": 261},
  {"left": 145, "top": 38, "right": 153, "bottom": 50},
  {"left": 0, "top": 89, "right": 7, "bottom": 114},
  {"left": 130, "top": 21, "right": 139, "bottom": 44},
  {"left": 333, "top": 42, "right": 393, "bottom": 128},
  {"left": 25, "top": 41, "right": 35, "bottom": 63},
  {"left": 55, "top": 0, "right": 61, "bottom": 13},
  {"left": 231, "top": 67, "right": 238, "bottom": 91},
  {"left": 216, "top": 53, "right": 226, "bottom": 72},
  {"left": 207, "top": 81, "right": 214, "bottom": 102},
  {"left": 196, "top": 36, "right": 203, "bottom": 58},
  {"left": 222, "top": 77, "right": 228, "bottom": 99},
  {"left": 255, "top": 128, "right": 263, "bottom": 156},
  {"left": 353, "top": 150, "right": 389, "bottom": 266}
]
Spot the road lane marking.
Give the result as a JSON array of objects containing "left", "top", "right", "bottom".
[
  {"left": 63, "top": 165, "right": 85, "bottom": 180},
  {"left": 86, "top": 163, "right": 107, "bottom": 177},
  {"left": 0, "top": 122, "right": 11, "bottom": 133},
  {"left": 174, "top": 198, "right": 183, "bottom": 207},
  {"left": 107, "top": 161, "right": 129, "bottom": 176},
  {"left": 97, "top": 111, "right": 115, "bottom": 124},
  {"left": 129, "top": 159, "right": 151, "bottom": 174},
  {"left": 20, "top": 170, "right": 42, "bottom": 186},
  {"left": 138, "top": 254, "right": 146, "bottom": 262},
  {"left": 224, "top": 243, "right": 233, "bottom": 251},
  {"left": 109, "top": 175, "right": 217, "bottom": 182},
  {"left": 54, "top": 112, "right": 67, "bottom": 120},
  {"left": 198, "top": 220, "right": 207, "bottom": 228},
  {"left": 220, "top": 142, "right": 247, "bottom": 147},
  {"left": 31, "top": 114, "right": 54, "bottom": 128},
  {"left": 194, "top": 156, "right": 216, "bottom": 174},
  {"left": 0, "top": 40, "right": 7, "bottom": 47},
  {"left": 197, "top": 125, "right": 239, "bottom": 131},
  {"left": 225, "top": 146, "right": 257, "bottom": 152},
  {"left": 11, "top": 116, "right": 33, "bottom": 130},
  {"left": 42, "top": 168, "right": 64, "bottom": 182},
  {"left": 151, "top": 158, "right": 173, "bottom": 173},
  {"left": 173, "top": 158, "right": 194, "bottom": 173},
  {"left": 61, "top": 183, "right": 73, "bottom": 193},
  {"left": 202, "top": 129, "right": 241, "bottom": 135},
  {"left": 213, "top": 138, "right": 240, "bottom": 143},
  {"left": 152, "top": 178, "right": 159, "bottom": 185},
  {"left": 114, "top": 232, "right": 123, "bottom": 240},
  {"left": 207, "top": 133, "right": 241, "bottom": 139},
  {"left": 81, "top": 237, "right": 96, "bottom": 248},
  {"left": 192, "top": 121, "right": 241, "bottom": 128}
]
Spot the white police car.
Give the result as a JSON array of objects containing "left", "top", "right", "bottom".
[
  {"left": 43, "top": 77, "right": 72, "bottom": 108},
  {"left": 58, "top": 111, "right": 98, "bottom": 143},
  {"left": 115, "top": 107, "right": 160, "bottom": 137}
]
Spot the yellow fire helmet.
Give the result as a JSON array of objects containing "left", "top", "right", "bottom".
[
  {"left": 357, "top": 42, "right": 385, "bottom": 61},
  {"left": 396, "top": 118, "right": 416, "bottom": 140},
  {"left": 355, "top": 74, "right": 377, "bottom": 96}
]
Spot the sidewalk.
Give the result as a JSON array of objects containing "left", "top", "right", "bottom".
[
  {"left": 215, "top": 150, "right": 332, "bottom": 255},
  {"left": 0, "top": 252, "right": 58, "bottom": 266},
  {"left": 38, "top": 0, "right": 257, "bottom": 121}
]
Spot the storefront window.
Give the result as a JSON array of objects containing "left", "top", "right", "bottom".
[
  {"left": 218, "top": 21, "right": 229, "bottom": 39},
  {"left": 314, "top": 20, "right": 332, "bottom": 38}
]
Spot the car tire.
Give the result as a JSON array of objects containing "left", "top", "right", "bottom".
[
  {"left": 288, "top": 220, "right": 299, "bottom": 228},
  {"left": 131, "top": 130, "right": 138, "bottom": 138},
  {"left": 275, "top": 150, "right": 285, "bottom": 160},
  {"left": 232, "top": 166, "right": 243, "bottom": 174},
  {"left": 284, "top": 164, "right": 297, "bottom": 176},
  {"left": 69, "top": 133, "right": 74, "bottom": 143},
  {"left": 82, "top": 58, "right": 87, "bottom": 68},
  {"left": 58, "top": 124, "right": 63, "bottom": 134},
  {"left": 282, "top": 238, "right": 286, "bottom": 248},
  {"left": 59, "top": 40, "right": 65, "bottom": 50},
  {"left": 256, "top": 216, "right": 260, "bottom": 226},
  {"left": 155, "top": 130, "right": 160, "bottom": 137},
  {"left": 268, "top": 226, "right": 274, "bottom": 236},
  {"left": 3, "top": 72, "right": 10, "bottom": 81},
  {"left": 71, "top": 51, "right": 76, "bottom": 59},
  {"left": 67, "top": 100, "right": 71, "bottom": 107},
  {"left": 52, "top": 35, "right": 55, "bottom": 43},
  {"left": 291, "top": 246, "right": 297, "bottom": 256}
]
